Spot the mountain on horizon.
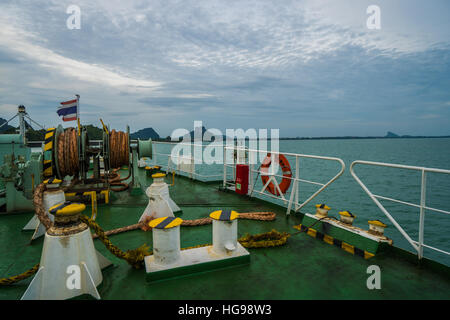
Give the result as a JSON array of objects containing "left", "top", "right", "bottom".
[
  {"left": 385, "top": 131, "right": 400, "bottom": 138},
  {"left": 0, "top": 117, "right": 14, "bottom": 133},
  {"left": 0, "top": 117, "right": 34, "bottom": 132},
  {"left": 130, "top": 127, "right": 160, "bottom": 140}
]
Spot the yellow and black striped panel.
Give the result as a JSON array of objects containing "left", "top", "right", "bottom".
[
  {"left": 149, "top": 216, "right": 183, "bottom": 229},
  {"left": 293, "top": 224, "right": 375, "bottom": 259},
  {"left": 43, "top": 128, "right": 55, "bottom": 178},
  {"left": 209, "top": 209, "right": 239, "bottom": 221},
  {"left": 43, "top": 159, "right": 52, "bottom": 177},
  {"left": 49, "top": 201, "right": 85, "bottom": 216},
  {"left": 44, "top": 128, "right": 55, "bottom": 151},
  {"left": 44, "top": 177, "right": 61, "bottom": 185}
]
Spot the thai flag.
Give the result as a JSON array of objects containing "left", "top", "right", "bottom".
[{"left": 57, "top": 99, "right": 78, "bottom": 121}]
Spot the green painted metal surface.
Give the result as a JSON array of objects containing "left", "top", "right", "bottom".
[
  {"left": 0, "top": 169, "right": 449, "bottom": 299},
  {"left": 138, "top": 139, "right": 152, "bottom": 159},
  {"left": 0, "top": 136, "right": 41, "bottom": 212},
  {"left": 0, "top": 134, "right": 30, "bottom": 166},
  {"left": 0, "top": 134, "right": 22, "bottom": 145},
  {"left": 146, "top": 253, "right": 250, "bottom": 283}
]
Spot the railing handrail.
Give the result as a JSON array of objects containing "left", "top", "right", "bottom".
[
  {"left": 350, "top": 160, "right": 450, "bottom": 175},
  {"left": 224, "top": 145, "right": 345, "bottom": 162},
  {"left": 151, "top": 142, "right": 225, "bottom": 180},
  {"left": 350, "top": 160, "right": 450, "bottom": 260},
  {"left": 150, "top": 143, "right": 346, "bottom": 212},
  {"left": 223, "top": 146, "right": 346, "bottom": 214}
]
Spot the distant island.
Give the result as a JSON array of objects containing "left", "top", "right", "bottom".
[
  {"left": 278, "top": 131, "right": 450, "bottom": 140},
  {"left": 1, "top": 117, "right": 449, "bottom": 142},
  {"left": 130, "top": 127, "right": 160, "bottom": 140}
]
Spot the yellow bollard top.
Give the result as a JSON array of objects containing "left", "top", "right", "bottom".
[
  {"left": 49, "top": 201, "right": 85, "bottom": 216},
  {"left": 209, "top": 209, "right": 239, "bottom": 221},
  {"left": 149, "top": 216, "right": 183, "bottom": 229}
]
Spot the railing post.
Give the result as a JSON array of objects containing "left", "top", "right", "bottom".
[
  {"left": 295, "top": 156, "right": 299, "bottom": 210},
  {"left": 223, "top": 145, "right": 227, "bottom": 188},
  {"left": 350, "top": 161, "right": 419, "bottom": 253},
  {"left": 153, "top": 142, "right": 157, "bottom": 166},
  {"left": 191, "top": 143, "right": 194, "bottom": 179},
  {"left": 419, "top": 170, "right": 427, "bottom": 259},
  {"left": 286, "top": 156, "right": 299, "bottom": 215},
  {"left": 249, "top": 149, "right": 254, "bottom": 195}
]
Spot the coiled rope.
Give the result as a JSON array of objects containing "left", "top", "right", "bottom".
[
  {"left": 56, "top": 128, "right": 129, "bottom": 181},
  {"left": 57, "top": 128, "right": 79, "bottom": 177},
  {"left": 109, "top": 130, "right": 129, "bottom": 169},
  {"left": 239, "top": 229, "right": 290, "bottom": 248},
  {"left": 96, "top": 168, "right": 130, "bottom": 192}
]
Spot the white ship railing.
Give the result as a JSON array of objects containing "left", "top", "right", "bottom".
[
  {"left": 151, "top": 141, "right": 223, "bottom": 180},
  {"left": 350, "top": 160, "right": 450, "bottom": 260},
  {"left": 223, "top": 146, "right": 346, "bottom": 215},
  {"left": 150, "top": 142, "right": 346, "bottom": 214}
]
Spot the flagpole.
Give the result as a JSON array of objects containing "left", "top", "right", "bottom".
[{"left": 76, "top": 94, "right": 80, "bottom": 136}]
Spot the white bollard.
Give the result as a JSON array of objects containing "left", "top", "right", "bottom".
[
  {"left": 149, "top": 217, "right": 183, "bottom": 266},
  {"left": 21, "top": 202, "right": 111, "bottom": 300},
  {"left": 144, "top": 210, "right": 250, "bottom": 281},
  {"left": 210, "top": 210, "right": 239, "bottom": 255},
  {"left": 139, "top": 173, "right": 180, "bottom": 223}
]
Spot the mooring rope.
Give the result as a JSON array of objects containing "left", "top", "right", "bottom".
[
  {"left": 79, "top": 215, "right": 150, "bottom": 269},
  {"left": 33, "top": 183, "right": 52, "bottom": 230},
  {"left": 0, "top": 264, "right": 40, "bottom": 286},
  {"left": 57, "top": 128, "right": 79, "bottom": 177},
  {"left": 92, "top": 221, "right": 144, "bottom": 239},
  {"left": 180, "top": 211, "right": 276, "bottom": 227},
  {"left": 96, "top": 167, "right": 130, "bottom": 192},
  {"left": 109, "top": 130, "right": 129, "bottom": 169},
  {"left": 92, "top": 212, "right": 276, "bottom": 237}
]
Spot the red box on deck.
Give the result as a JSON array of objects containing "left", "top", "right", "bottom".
[{"left": 235, "top": 164, "right": 249, "bottom": 195}]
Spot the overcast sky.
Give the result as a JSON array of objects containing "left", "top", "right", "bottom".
[{"left": 0, "top": 0, "right": 449, "bottom": 137}]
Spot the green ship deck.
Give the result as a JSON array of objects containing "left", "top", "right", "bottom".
[{"left": 0, "top": 171, "right": 449, "bottom": 300}]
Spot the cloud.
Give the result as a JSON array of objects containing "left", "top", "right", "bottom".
[
  {"left": 0, "top": 0, "right": 448, "bottom": 137},
  {"left": 0, "top": 24, "right": 162, "bottom": 92}
]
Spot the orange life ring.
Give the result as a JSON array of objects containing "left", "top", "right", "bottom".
[{"left": 260, "top": 153, "right": 292, "bottom": 196}]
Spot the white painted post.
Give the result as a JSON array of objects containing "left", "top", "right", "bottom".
[
  {"left": 418, "top": 170, "right": 426, "bottom": 259},
  {"left": 286, "top": 156, "right": 300, "bottom": 215},
  {"left": 212, "top": 219, "right": 238, "bottom": 254},
  {"left": 190, "top": 143, "right": 194, "bottom": 179},
  {"left": 223, "top": 145, "right": 227, "bottom": 188},
  {"left": 249, "top": 150, "right": 254, "bottom": 195},
  {"left": 166, "top": 156, "right": 170, "bottom": 175},
  {"left": 295, "top": 156, "right": 299, "bottom": 210}
]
